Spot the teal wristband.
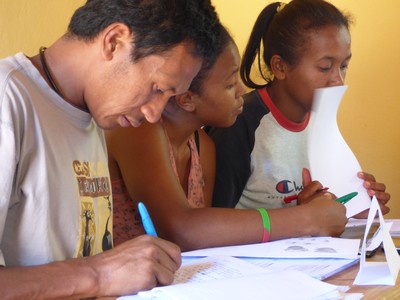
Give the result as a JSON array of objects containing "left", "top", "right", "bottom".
[{"left": 257, "top": 208, "right": 271, "bottom": 243}]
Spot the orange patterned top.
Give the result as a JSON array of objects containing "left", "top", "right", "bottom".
[
  {"left": 164, "top": 129, "right": 205, "bottom": 208},
  {"left": 112, "top": 127, "right": 205, "bottom": 246}
]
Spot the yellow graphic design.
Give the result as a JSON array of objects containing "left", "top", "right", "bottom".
[
  {"left": 80, "top": 201, "right": 96, "bottom": 257},
  {"left": 73, "top": 160, "right": 113, "bottom": 257},
  {"left": 74, "top": 160, "right": 110, "bottom": 197},
  {"left": 101, "top": 195, "right": 113, "bottom": 251}
]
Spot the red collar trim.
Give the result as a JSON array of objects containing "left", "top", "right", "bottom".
[{"left": 257, "top": 88, "right": 310, "bottom": 132}]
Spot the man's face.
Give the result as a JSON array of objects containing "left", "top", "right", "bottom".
[{"left": 87, "top": 42, "right": 202, "bottom": 129}]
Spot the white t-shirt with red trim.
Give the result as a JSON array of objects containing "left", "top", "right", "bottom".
[{"left": 208, "top": 87, "right": 310, "bottom": 210}]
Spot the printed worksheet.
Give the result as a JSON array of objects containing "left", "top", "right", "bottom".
[
  {"left": 183, "top": 236, "right": 360, "bottom": 259},
  {"left": 173, "top": 255, "right": 268, "bottom": 284}
]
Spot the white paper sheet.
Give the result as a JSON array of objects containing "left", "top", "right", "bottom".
[
  {"left": 182, "top": 236, "right": 360, "bottom": 259},
  {"left": 307, "top": 86, "right": 371, "bottom": 217},
  {"left": 138, "top": 269, "right": 340, "bottom": 300}
]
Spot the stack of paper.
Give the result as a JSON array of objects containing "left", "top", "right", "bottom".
[
  {"left": 180, "top": 236, "right": 360, "bottom": 281},
  {"left": 118, "top": 237, "right": 362, "bottom": 300},
  {"left": 387, "top": 220, "right": 400, "bottom": 237},
  {"left": 138, "top": 271, "right": 341, "bottom": 300},
  {"left": 134, "top": 256, "right": 343, "bottom": 300}
]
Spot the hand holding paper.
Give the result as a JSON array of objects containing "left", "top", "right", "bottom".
[{"left": 356, "top": 171, "right": 391, "bottom": 217}]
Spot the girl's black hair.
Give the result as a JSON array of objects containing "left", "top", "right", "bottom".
[
  {"left": 241, "top": 0, "right": 352, "bottom": 89},
  {"left": 189, "top": 24, "right": 233, "bottom": 94}
]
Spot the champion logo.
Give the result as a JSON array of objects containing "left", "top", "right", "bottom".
[{"left": 275, "top": 180, "right": 303, "bottom": 194}]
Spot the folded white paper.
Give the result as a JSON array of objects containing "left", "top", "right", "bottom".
[
  {"left": 354, "top": 196, "right": 400, "bottom": 285},
  {"left": 308, "top": 86, "right": 371, "bottom": 218}
]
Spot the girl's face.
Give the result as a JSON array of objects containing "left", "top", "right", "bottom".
[
  {"left": 281, "top": 24, "right": 351, "bottom": 114},
  {"left": 193, "top": 41, "right": 246, "bottom": 128}
]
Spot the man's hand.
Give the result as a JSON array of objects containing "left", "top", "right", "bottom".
[{"left": 92, "top": 235, "right": 181, "bottom": 297}]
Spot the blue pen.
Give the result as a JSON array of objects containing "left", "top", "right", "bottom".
[{"left": 138, "top": 202, "right": 158, "bottom": 237}]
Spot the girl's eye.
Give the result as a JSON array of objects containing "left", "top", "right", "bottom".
[
  {"left": 226, "top": 82, "right": 237, "bottom": 89},
  {"left": 319, "top": 67, "right": 331, "bottom": 72},
  {"left": 341, "top": 64, "right": 349, "bottom": 71}
]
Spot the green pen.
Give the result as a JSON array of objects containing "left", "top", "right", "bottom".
[{"left": 336, "top": 192, "right": 358, "bottom": 204}]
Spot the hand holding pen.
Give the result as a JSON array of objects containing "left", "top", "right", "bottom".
[
  {"left": 295, "top": 180, "right": 331, "bottom": 205},
  {"left": 284, "top": 187, "right": 329, "bottom": 204},
  {"left": 293, "top": 169, "right": 357, "bottom": 206},
  {"left": 289, "top": 189, "right": 357, "bottom": 206},
  {"left": 292, "top": 168, "right": 331, "bottom": 205},
  {"left": 335, "top": 192, "right": 358, "bottom": 204},
  {"left": 287, "top": 169, "right": 347, "bottom": 236}
]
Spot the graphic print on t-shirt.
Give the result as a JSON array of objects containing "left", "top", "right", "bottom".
[
  {"left": 275, "top": 179, "right": 303, "bottom": 195},
  {"left": 73, "top": 160, "right": 112, "bottom": 257}
]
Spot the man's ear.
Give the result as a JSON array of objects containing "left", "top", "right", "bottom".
[
  {"left": 175, "top": 91, "right": 197, "bottom": 112},
  {"left": 101, "top": 23, "right": 132, "bottom": 60},
  {"left": 270, "top": 54, "right": 287, "bottom": 80}
]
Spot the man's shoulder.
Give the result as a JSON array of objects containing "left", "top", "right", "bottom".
[
  {"left": 0, "top": 54, "right": 19, "bottom": 78},
  {"left": 0, "top": 53, "right": 34, "bottom": 90},
  {"left": 0, "top": 53, "right": 24, "bottom": 70}
]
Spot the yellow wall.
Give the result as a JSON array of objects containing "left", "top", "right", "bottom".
[
  {"left": 0, "top": 0, "right": 84, "bottom": 57},
  {"left": 1, "top": 0, "right": 399, "bottom": 217}
]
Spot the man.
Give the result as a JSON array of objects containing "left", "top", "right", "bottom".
[{"left": 0, "top": 0, "right": 221, "bottom": 298}]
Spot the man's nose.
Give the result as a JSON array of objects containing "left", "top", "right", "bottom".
[{"left": 140, "top": 94, "right": 171, "bottom": 123}]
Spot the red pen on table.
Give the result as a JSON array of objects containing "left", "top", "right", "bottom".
[{"left": 283, "top": 187, "right": 329, "bottom": 204}]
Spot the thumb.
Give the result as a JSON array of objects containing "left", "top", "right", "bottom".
[{"left": 302, "top": 168, "right": 312, "bottom": 187}]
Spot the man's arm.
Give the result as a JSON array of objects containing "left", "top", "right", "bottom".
[{"left": 0, "top": 235, "right": 181, "bottom": 299}]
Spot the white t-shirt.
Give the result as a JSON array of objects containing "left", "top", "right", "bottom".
[
  {"left": 0, "top": 53, "right": 113, "bottom": 266},
  {"left": 208, "top": 88, "right": 309, "bottom": 210}
]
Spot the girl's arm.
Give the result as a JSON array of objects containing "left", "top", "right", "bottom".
[{"left": 106, "top": 122, "right": 347, "bottom": 251}]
